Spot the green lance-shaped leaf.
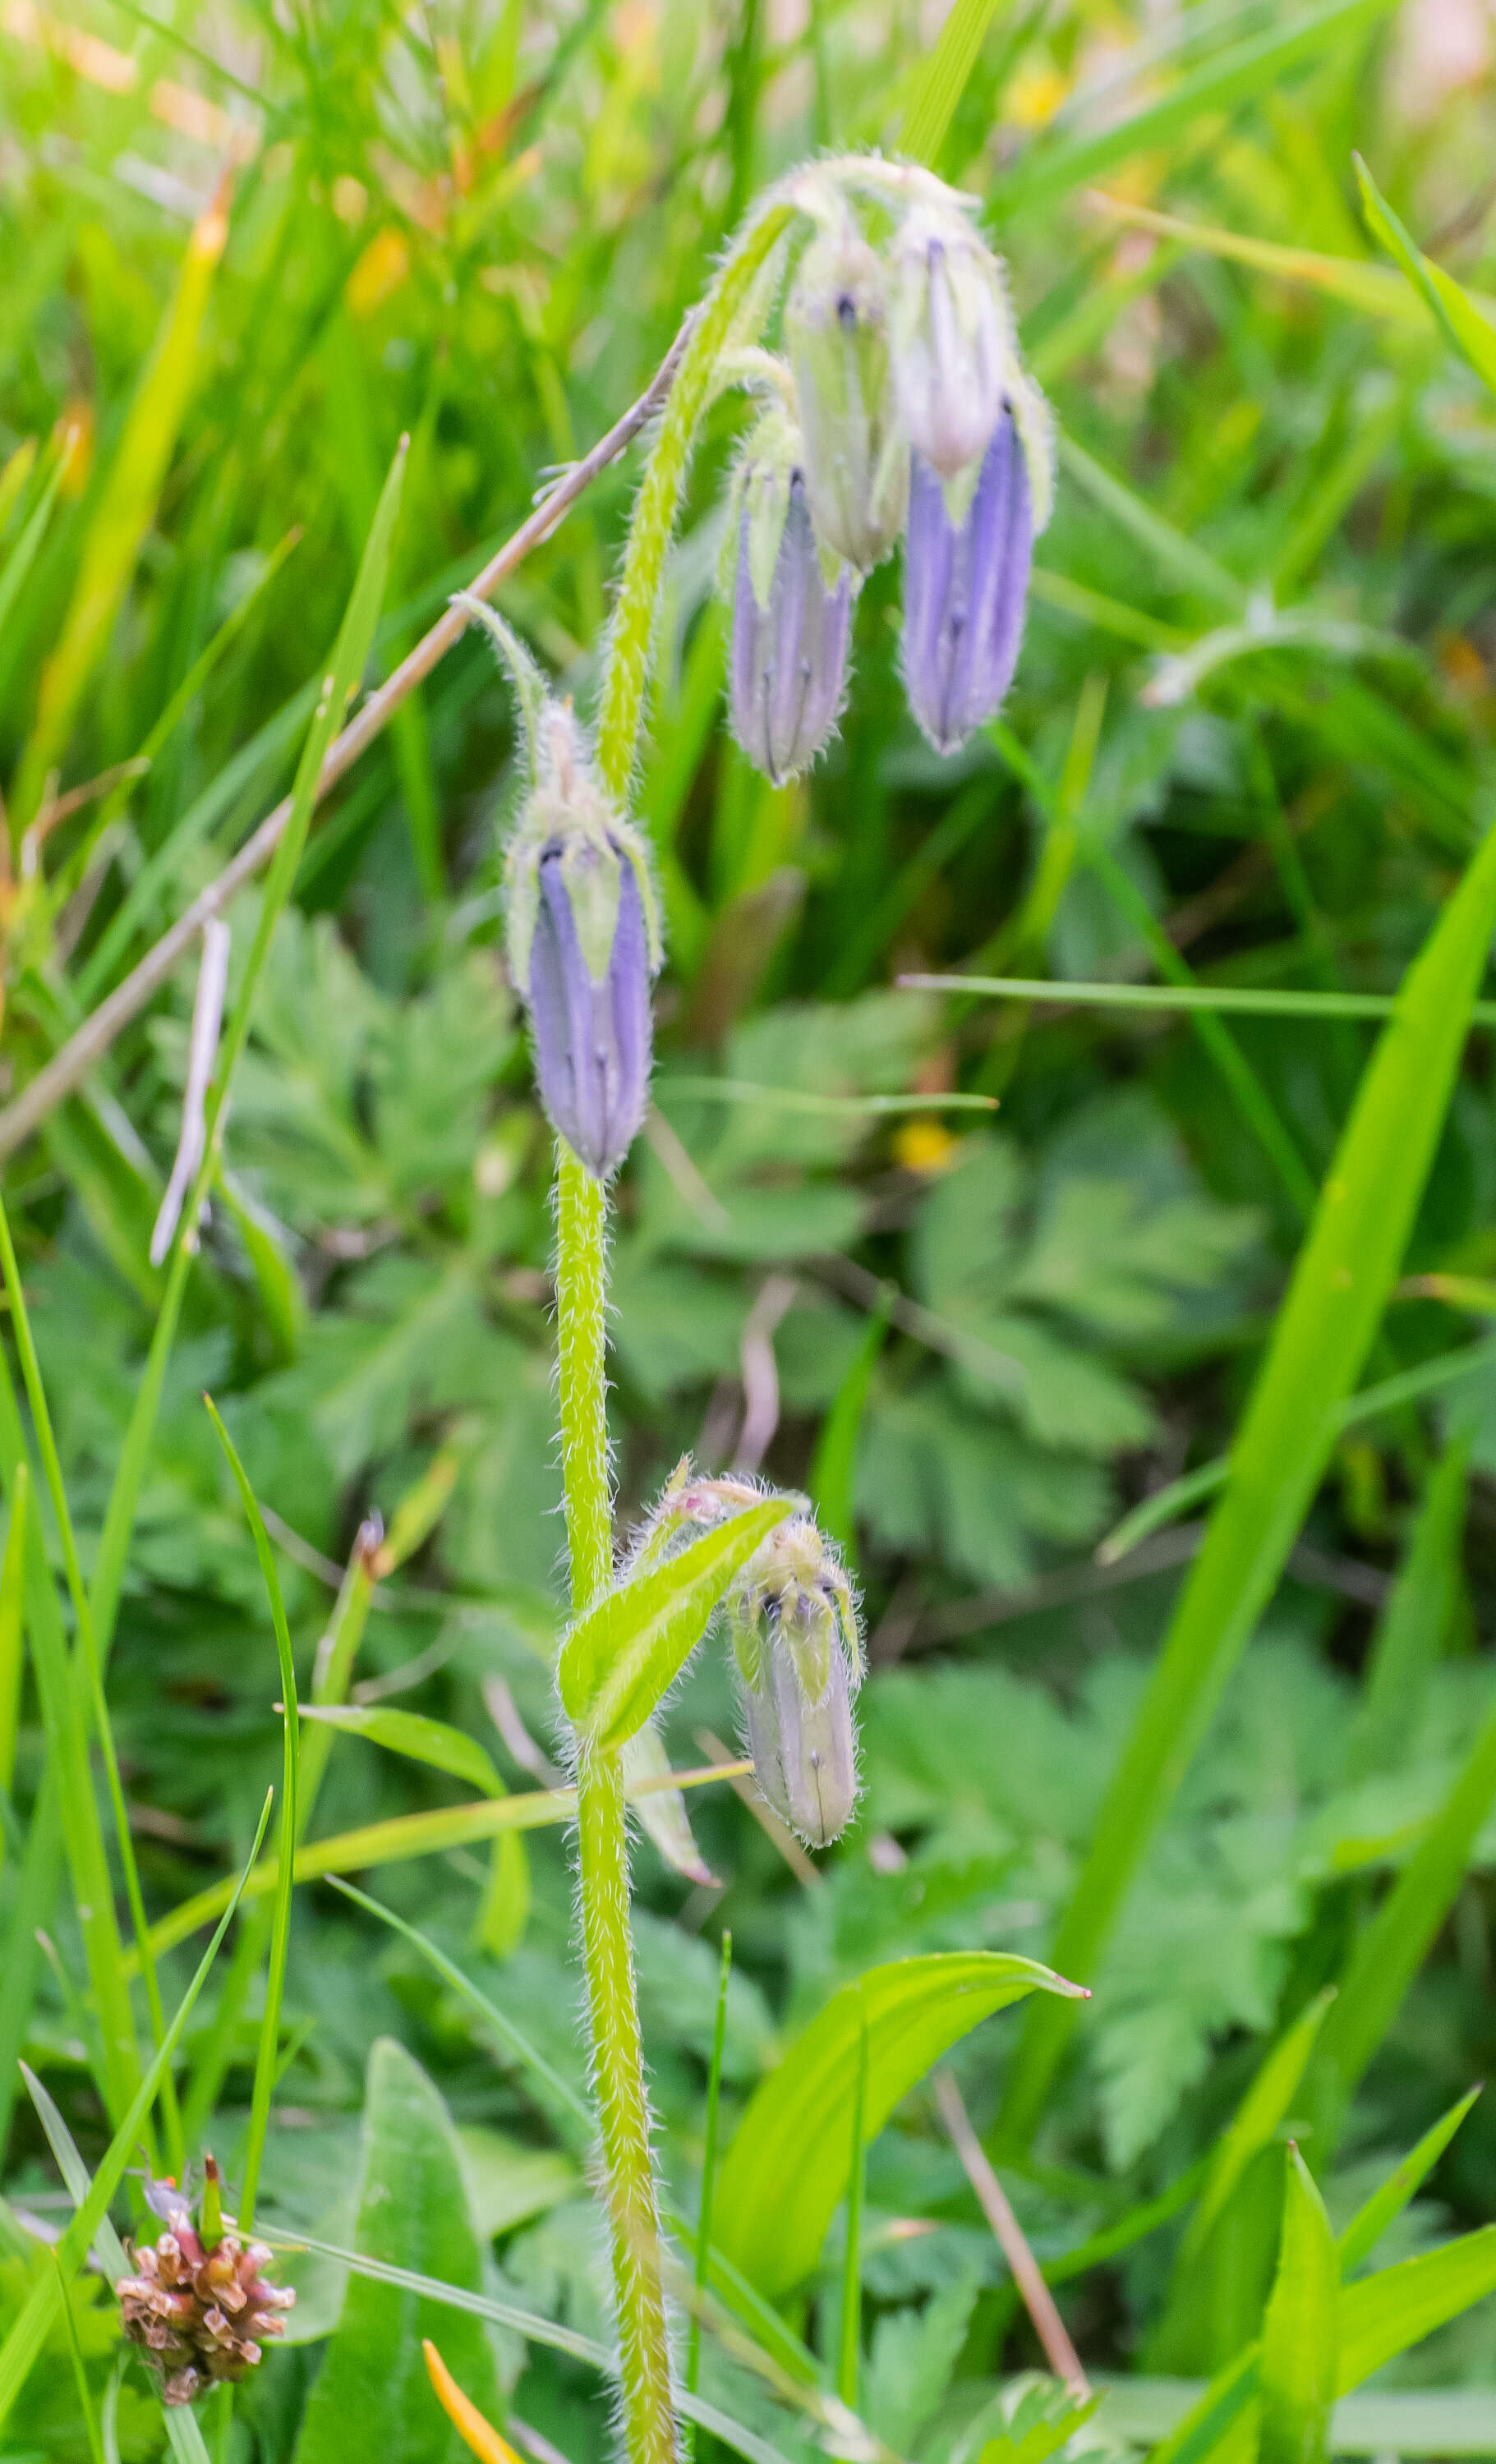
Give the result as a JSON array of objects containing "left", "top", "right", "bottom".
[
  {"left": 1356, "top": 154, "right": 1496, "bottom": 398},
  {"left": 1337, "top": 2224, "right": 1496, "bottom": 2393},
  {"left": 1001, "top": 808, "right": 1496, "bottom": 2146},
  {"left": 297, "top": 1703, "right": 504, "bottom": 1800},
  {"left": 1260, "top": 2149, "right": 1338, "bottom": 2464},
  {"left": 291, "top": 2039, "right": 502, "bottom": 2464},
  {"left": 1337, "top": 2086, "right": 1482, "bottom": 2277},
  {"left": 1348, "top": 1437, "right": 1470, "bottom": 1781},
  {"left": 558, "top": 1496, "right": 794, "bottom": 1747},
  {"left": 713, "top": 1952, "right": 1084, "bottom": 2301},
  {"left": 1151, "top": 1988, "right": 1336, "bottom": 2366}
]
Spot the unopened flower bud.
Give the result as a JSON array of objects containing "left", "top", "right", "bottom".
[
  {"left": 891, "top": 207, "right": 1010, "bottom": 481},
  {"left": 728, "top": 1516, "right": 861, "bottom": 1848},
  {"left": 902, "top": 408, "right": 1038, "bottom": 756},
  {"left": 456, "top": 595, "right": 663, "bottom": 1182},
  {"left": 725, "top": 407, "right": 853, "bottom": 784},
  {"left": 786, "top": 229, "right": 907, "bottom": 574}
]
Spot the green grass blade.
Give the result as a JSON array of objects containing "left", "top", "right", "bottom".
[
  {"left": 324, "top": 1873, "right": 589, "bottom": 2140},
  {"left": 899, "top": 0, "right": 1003, "bottom": 168},
  {"left": 808, "top": 1292, "right": 891, "bottom": 1565},
  {"left": 1309, "top": 1692, "right": 1496, "bottom": 2148},
  {"left": 999, "top": 812, "right": 1496, "bottom": 2147},
  {"left": 837, "top": 1993, "right": 868, "bottom": 2408},
  {"left": 88, "top": 439, "right": 407, "bottom": 1665},
  {"left": 136, "top": 1755, "right": 747, "bottom": 1965},
  {"left": 0, "top": 1191, "right": 177, "bottom": 2161},
  {"left": 53, "top": 2250, "right": 105, "bottom": 2464},
  {"left": 1337, "top": 2225, "right": 1496, "bottom": 2391},
  {"left": 202, "top": 1396, "right": 298, "bottom": 2232},
  {"left": 10, "top": 195, "right": 228, "bottom": 834},
  {"left": 0, "top": 1791, "right": 270, "bottom": 2428},
  {"left": 0, "top": 1462, "right": 28, "bottom": 1802},
  {"left": 1099, "top": 1336, "right": 1496, "bottom": 1562},
  {"left": 0, "top": 447, "right": 65, "bottom": 649},
  {"left": 997, "top": 0, "right": 1397, "bottom": 219},
  {"left": 1260, "top": 2148, "right": 1337, "bottom": 2464},
  {"left": 687, "top": 1928, "right": 733, "bottom": 2450},
  {"left": 0, "top": 1775, "right": 64, "bottom": 2158},
  {"left": 1337, "top": 2087, "right": 1482, "bottom": 2276},
  {"left": 897, "top": 972, "right": 1496, "bottom": 1030},
  {"left": 1348, "top": 1439, "right": 1470, "bottom": 1780},
  {"left": 1355, "top": 154, "right": 1496, "bottom": 397},
  {"left": 1171, "top": 1988, "right": 1337, "bottom": 2292},
  {"left": 1150, "top": 2343, "right": 1262, "bottom": 2464}
]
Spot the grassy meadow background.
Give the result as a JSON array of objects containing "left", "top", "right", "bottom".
[{"left": 5, "top": 0, "right": 1496, "bottom": 2454}]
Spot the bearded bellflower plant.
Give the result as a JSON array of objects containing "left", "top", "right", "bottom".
[{"left": 443, "top": 154, "right": 1052, "bottom": 2464}]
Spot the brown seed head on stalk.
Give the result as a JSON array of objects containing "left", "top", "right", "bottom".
[{"left": 117, "top": 2158, "right": 295, "bottom": 2407}]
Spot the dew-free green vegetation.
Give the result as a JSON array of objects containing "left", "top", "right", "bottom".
[{"left": 3, "top": 0, "right": 1496, "bottom": 2458}]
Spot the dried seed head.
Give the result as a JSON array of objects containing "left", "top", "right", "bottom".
[
  {"left": 725, "top": 405, "right": 854, "bottom": 784},
  {"left": 728, "top": 1516, "right": 862, "bottom": 1847},
  {"left": 785, "top": 228, "right": 907, "bottom": 574},
  {"left": 890, "top": 205, "right": 1011, "bottom": 482},
  {"left": 120, "top": 2160, "right": 293, "bottom": 2407},
  {"left": 902, "top": 409, "right": 1037, "bottom": 756}
]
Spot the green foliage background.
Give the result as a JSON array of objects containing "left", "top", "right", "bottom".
[{"left": 3, "top": 0, "right": 1496, "bottom": 2453}]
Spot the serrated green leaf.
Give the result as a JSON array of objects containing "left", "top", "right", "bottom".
[
  {"left": 558, "top": 1497, "right": 792, "bottom": 1745},
  {"left": 1260, "top": 2148, "right": 1337, "bottom": 2464},
  {"left": 712, "top": 1951, "right": 1084, "bottom": 2299},
  {"left": 298, "top": 1701, "right": 504, "bottom": 1799}
]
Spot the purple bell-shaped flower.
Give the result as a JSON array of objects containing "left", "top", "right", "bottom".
[
  {"left": 902, "top": 407, "right": 1033, "bottom": 757},
  {"left": 527, "top": 835, "right": 653, "bottom": 1180},
  {"left": 727, "top": 407, "right": 853, "bottom": 784}
]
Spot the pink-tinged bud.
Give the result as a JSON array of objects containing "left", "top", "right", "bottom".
[
  {"left": 890, "top": 207, "right": 1009, "bottom": 481},
  {"left": 786, "top": 229, "right": 907, "bottom": 574},
  {"left": 902, "top": 411, "right": 1033, "bottom": 757},
  {"left": 729, "top": 1516, "right": 862, "bottom": 1847},
  {"left": 726, "top": 407, "right": 853, "bottom": 784},
  {"left": 119, "top": 2155, "right": 294, "bottom": 2407}
]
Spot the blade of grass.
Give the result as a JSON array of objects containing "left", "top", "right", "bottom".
[
  {"left": 896, "top": 973, "right": 1496, "bottom": 1028},
  {"left": 52, "top": 2250, "right": 104, "bottom": 2464},
  {"left": 0, "top": 1464, "right": 28, "bottom": 1807},
  {"left": 324, "top": 1873, "right": 589, "bottom": 2140},
  {"left": 9, "top": 191, "right": 230, "bottom": 837},
  {"left": 87, "top": 439, "right": 407, "bottom": 1666},
  {"left": 1098, "top": 1334, "right": 1496, "bottom": 1562},
  {"left": 0, "top": 1191, "right": 180, "bottom": 2166},
  {"left": 1355, "top": 155, "right": 1496, "bottom": 397},
  {"left": 0, "top": 1774, "right": 64, "bottom": 2158},
  {"left": 0, "top": 445, "right": 67, "bottom": 650},
  {"left": 1309, "top": 1690, "right": 1496, "bottom": 2149},
  {"left": 997, "top": 0, "right": 1398, "bottom": 218},
  {"left": 201, "top": 1397, "right": 297, "bottom": 2231},
  {"left": 686, "top": 1929, "right": 733, "bottom": 2461},
  {"left": 1167, "top": 1988, "right": 1337, "bottom": 2303},
  {"left": 136, "top": 1757, "right": 751, "bottom": 1964},
  {"left": 837, "top": 1992, "right": 868, "bottom": 2409},
  {"left": 1259, "top": 2149, "right": 1338, "bottom": 2464},
  {"left": 899, "top": 0, "right": 1003, "bottom": 168},
  {"left": 808, "top": 1292, "right": 891, "bottom": 1566},
  {"left": 0, "top": 1345, "right": 141, "bottom": 2131},
  {"left": 997, "top": 809, "right": 1496, "bottom": 2147},
  {"left": 1348, "top": 1438, "right": 1470, "bottom": 1780},
  {"left": 1337, "top": 2087, "right": 1482, "bottom": 2278},
  {"left": 0, "top": 1790, "right": 270, "bottom": 2428}
]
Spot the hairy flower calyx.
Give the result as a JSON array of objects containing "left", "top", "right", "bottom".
[{"left": 728, "top": 1515, "right": 863, "bottom": 1848}]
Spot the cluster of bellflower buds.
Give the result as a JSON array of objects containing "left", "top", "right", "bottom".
[
  {"left": 117, "top": 2160, "right": 294, "bottom": 2407},
  {"left": 723, "top": 161, "right": 1053, "bottom": 777},
  {"left": 457, "top": 595, "right": 661, "bottom": 1183},
  {"left": 629, "top": 1471, "right": 863, "bottom": 1847}
]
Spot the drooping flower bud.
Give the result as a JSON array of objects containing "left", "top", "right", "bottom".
[
  {"left": 785, "top": 228, "right": 907, "bottom": 574},
  {"left": 725, "top": 406, "right": 854, "bottom": 784},
  {"left": 456, "top": 595, "right": 662, "bottom": 1182},
  {"left": 727, "top": 1515, "right": 862, "bottom": 1848},
  {"left": 902, "top": 406, "right": 1043, "bottom": 757},
  {"left": 119, "top": 2158, "right": 294, "bottom": 2407},
  {"left": 890, "top": 206, "right": 1010, "bottom": 482}
]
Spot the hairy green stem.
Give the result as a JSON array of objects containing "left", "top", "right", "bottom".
[{"left": 559, "top": 196, "right": 804, "bottom": 2464}]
